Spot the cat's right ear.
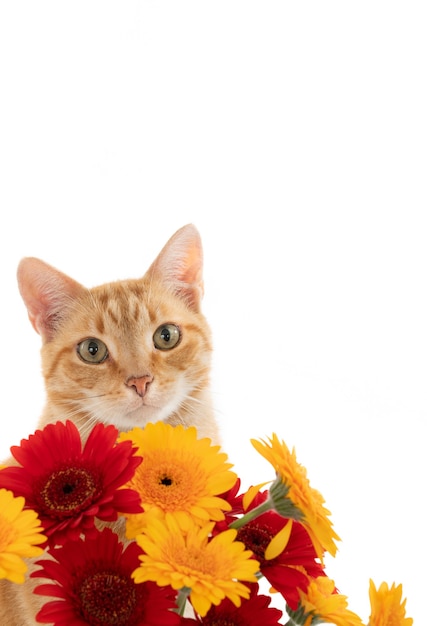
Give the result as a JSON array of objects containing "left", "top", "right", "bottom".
[
  {"left": 17, "top": 258, "right": 85, "bottom": 342},
  {"left": 147, "top": 224, "right": 205, "bottom": 312}
]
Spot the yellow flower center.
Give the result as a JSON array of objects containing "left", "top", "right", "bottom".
[
  {"left": 134, "top": 453, "right": 203, "bottom": 511},
  {"left": 158, "top": 529, "right": 243, "bottom": 584},
  {"left": 173, "top": 543, "right": 218, "bottom": 577}
]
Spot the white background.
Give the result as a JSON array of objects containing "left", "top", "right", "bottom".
[{"left": 0, "top": 2, "right": 425, "bottom": 623}]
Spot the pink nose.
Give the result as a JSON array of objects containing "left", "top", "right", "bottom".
[{"left": 126, "top": 374, "right": 153, "bottom": 397}]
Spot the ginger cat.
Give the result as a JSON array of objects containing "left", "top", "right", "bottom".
[{"left": 0, "top": 223, "right": 219, "bottom": 625}]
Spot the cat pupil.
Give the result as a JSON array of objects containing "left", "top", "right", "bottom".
[
  {"left": 88, "top": 342, "right": 98, "bottom": 355},
  {"left": 161, "top": 329, "right": 171, "bottom": 342}
]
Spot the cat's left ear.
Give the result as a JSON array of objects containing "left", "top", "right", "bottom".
[
  {"left": 147, "top": 224, "right": 204, "bottom": 311},
  {"left": 17, "top": 257, "right": 86, "bottom": 342}
]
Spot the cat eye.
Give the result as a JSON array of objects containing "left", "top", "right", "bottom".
[
  {"left": 153, "top": 324, "right": 181, "bottom": 351},
  {"left": 77, "top": 338, "right": 109, "bottom": 364}
]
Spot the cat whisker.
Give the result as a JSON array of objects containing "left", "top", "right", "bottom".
[
  {"left": 176, "top": 395, "right": 210, "bottom": 420},
  {"left": 71, "top": 393, "right": 109, "bottom": 401},
  {"left": 53, "top": 400, "right": 112, "bottom": 432},
  {"left": 181, "top": 394, "right": 204, "bottom": 406},
  {"left": 78, "top": 415, "right": 100, "bottom": 440}
]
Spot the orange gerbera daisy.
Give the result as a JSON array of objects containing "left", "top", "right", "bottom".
[
  {"left": 132, "top": 513, "right": 259, "bottom": 617},
  {"left": 289, "top": 575, "right": 363, "bottom": 626},
  {"left": 119, "top": 422, "right": 237, "bottom": 536},
  {"left": 0, "top": 488, "right": 45, "bottom": 583},
  {"left": 368, "top": 579, "right": 413, "bottom": 626},
  {"left": 251, "top": 433, "right": 340, "bottom": 559}
]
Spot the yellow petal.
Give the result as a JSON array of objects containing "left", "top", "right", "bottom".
[
  {"left": 242, "top": 481, "right": 271, "bottom": 510},
  {"left": 265, "top": 519, "right": 293, "bottom": 560}
]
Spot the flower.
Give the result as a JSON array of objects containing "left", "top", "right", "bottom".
[
  {"left": 132, "top": 512, "right": 259, "bottom": 617},
  {"left": 180, "top": 582, "right": 283, "bottom": 625},
  {"left": 251, "top": 433, "right": 340, "bottom": 559},
  {"left": 0, "top": 420, "right": 142, "bottom": 546},
  {"left": 368, "top": 579, "right": 413, "bottom": 626},
  {"left": 0, "top": 420, "right": 414, "bottom": 624},
  {"left": 118, "top": 422, "right": 237, "bottom": 536},
  {"left": 232, "top": 489, "right": 325, "bottom": 610},
  {"left": 32, "top": 527, "right": 180, "bottom": 625},
  {"left": 214, "top": 477, "right": 243, "bottom": 529},
  {"left": 287, "top": 575, "right": 363, "bottom": 626},
  {"left": 0, "top": 488, "right": 46, "bottom": 583}
]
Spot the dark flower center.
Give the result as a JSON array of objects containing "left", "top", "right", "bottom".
[
  {"left": 39, "top": 466, "right": 99, "bottom": 518},
  {"left": 80, "top": 571, "right": 137, "bottom": 625},
  {"left": 160, "top": 475, "right": 173, "bottom": 486},
  {"left": 205, "top": 617, "right": 242, "bottom": 626},
  {"left": 237, "top": 523, "right": 273, "bottom": 567}
]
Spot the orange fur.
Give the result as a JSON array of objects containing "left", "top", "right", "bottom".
[{"left": 0, "top": 224, "right": 219, "bottom": 624}]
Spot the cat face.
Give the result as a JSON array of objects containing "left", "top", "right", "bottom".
[
  {"left": 41, "top": 276, "right": 212, "bottom": 433},
  {"left": 17, "top": 225, "right": 215, "bottom": 436}
]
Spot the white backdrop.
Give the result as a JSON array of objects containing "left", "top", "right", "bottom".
[{"left": 0, "top": 2, "right": 425, "bottom": 623}]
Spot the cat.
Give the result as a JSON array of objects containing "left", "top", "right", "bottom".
[{"left": 0, "top": 223, "right": 220, "bottom": 625}]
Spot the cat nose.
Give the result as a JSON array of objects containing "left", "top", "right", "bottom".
[{"left": 126, "top": 374, "right": 153, "bottom": 397}]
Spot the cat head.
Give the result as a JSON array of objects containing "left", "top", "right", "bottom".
[{"left": 17, "top": 224, "right": 215, "bottom": 437}]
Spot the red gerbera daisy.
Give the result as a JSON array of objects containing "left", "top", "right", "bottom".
[
  {"left": 0, "top": 420, "right": 142, "bottom": 546},
  {"left": 32, "top": 527, "right": 180, "bottom": 625},
  {"left": 233, "top": 490, "right": 326, "bottom": 610},
  {"left": 180, "top": 583, "right": 282, "bottom": 625}
]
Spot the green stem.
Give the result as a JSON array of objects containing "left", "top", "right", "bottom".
[
  {"left": 285, "top": 604, "right": 314, "bottom": 625},
  {"left": 176, "top": 587, "right": 191, "bottom": 616},
  {"left": 229, "top": 499, "right": 274, "bottom": 530}
]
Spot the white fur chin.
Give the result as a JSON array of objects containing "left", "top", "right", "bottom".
[{"left": 101, "top": 397, "right": 184, "bottom": 432}]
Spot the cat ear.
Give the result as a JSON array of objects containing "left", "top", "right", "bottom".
[
  {"left": 148, "top": 224, "right": 204, "bottom": 311},
  {"left": 17, "top": 258, "right": 85, "bottom": 342}
]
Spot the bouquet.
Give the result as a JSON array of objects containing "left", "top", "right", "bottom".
[{"left": 0, "top": 420, "right": 412, "bottom": 625}]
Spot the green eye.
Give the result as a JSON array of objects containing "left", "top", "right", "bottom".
[
  {"left": 77, "top": 338, "right": 109, "bottom": 363},
  {"left": 153, "top": 324, "right": 181, "bottom": 351}
]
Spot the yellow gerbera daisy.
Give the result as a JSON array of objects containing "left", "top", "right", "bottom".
[
  {"left": 293, "top": 575, "right": 363, "bottom": 626},
  {"left": 132, "top": 512, "right": 260, "bottom": 617},
  {"left": 368, "top": 579, "right": 413, "bottom": 626},
  {"left": 251, "top": 433, "right": 340, "bottom": 559},
  {"left": 0, "top": 488, "right": 46, "bottom": 583},
  {"left": 119, "top": 422, "right": 237, "bottom": 536}
]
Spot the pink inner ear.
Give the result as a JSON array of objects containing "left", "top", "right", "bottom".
[
  {"left": 148, "top": 224, "right": 205, "bottom": 311},
  {"left": 179, "top": 245, "right": 204, "bottom": 294},
  {"left": 17, "top": 257, "right": 84, "bottom": 342}
]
